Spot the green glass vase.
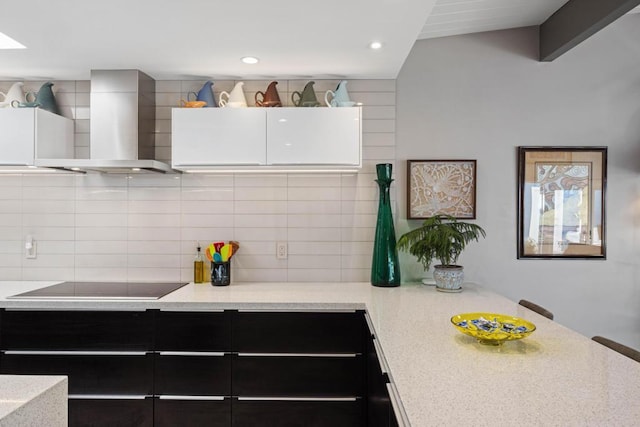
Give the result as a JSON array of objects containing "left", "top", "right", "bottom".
[{"left": 371, "top": 163, "right": 401, "bottom": 287}]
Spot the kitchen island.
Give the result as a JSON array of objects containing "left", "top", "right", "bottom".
[{"left": 0, "top": 281, "right": 639, "bottom": 426}]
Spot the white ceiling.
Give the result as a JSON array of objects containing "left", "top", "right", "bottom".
[{"left": 1, "top": 0, "right": 638, "bottom": 81}]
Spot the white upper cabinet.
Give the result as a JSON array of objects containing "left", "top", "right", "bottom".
[
  {"left": 0, "top": 109, "right": 74, "bottom": 166},
  {"left": 266, "top": 108, "right": 361, "bottom": 166},
  {"left": 171, "top": 107, "right": 361, "bottom": 171},
  {"left": 171, "top": 108, "right": 267, "bottom": 167}
]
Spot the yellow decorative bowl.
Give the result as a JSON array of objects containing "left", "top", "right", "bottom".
[{"left": 451, "top": 312, "right": 536, "bottom": 345}]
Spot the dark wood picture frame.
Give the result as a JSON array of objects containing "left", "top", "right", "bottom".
[
  {"left": 517, "top": 146, "right": 607, "bottom": 259},
  {"left": 407, "top": 159, "right": 477, "bottom": 219}
]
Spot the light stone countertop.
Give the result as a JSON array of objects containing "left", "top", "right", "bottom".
[
  {"left": 0, "top": 375, "right": 67, "bottom": 427},
  {"left": 1, "top": 280, "right": 639, "bottom": 426}
]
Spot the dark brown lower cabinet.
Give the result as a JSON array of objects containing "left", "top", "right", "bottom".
[
  {"left": 231, "top": 398, "right": 364, "bottom": 427},
  {"left": 154, "top": 397, "right": 231, "bottom": 427},
  {"left": 0, "top": 308, "right": 404, "bottom": 426},
  {"left": 69, "top": 397, "right": 154, "bottom": 427}
]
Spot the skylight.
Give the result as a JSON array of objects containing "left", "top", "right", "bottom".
[{"left": 0, "top": 32, "right": 26, "bottom": 49}]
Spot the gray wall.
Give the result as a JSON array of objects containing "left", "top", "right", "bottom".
[{"left": 396, "top": 15, "right": 640, "bottom": 347}]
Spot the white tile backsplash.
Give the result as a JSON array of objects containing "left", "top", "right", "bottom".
[{"left": 0, "top": 78, "right": 396, "bottom": 282}]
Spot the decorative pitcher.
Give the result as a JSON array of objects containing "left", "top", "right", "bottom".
[
  {"left": 255, "top": 81, "right": 282, "bottom": 107},
  {"left": 219, "top": 82, "right": 247, "bottom": 108},
  {"left": 291, "top": 81, "right": 320, "bottom": 107},
  {"left": 0, "top": 82, "right": 27, "bottom": 108},
  {"left": 371, "top": 163, "right": 401, "bottom": 287},
  {"left": 31, "top": 82, "right": 60, "bottom": 115},
  {"left": 325, "top": 80, "right": 354, "bottom": 107},
  {"left": 189, "top": 80, "right": 217, "bottom": 107}
]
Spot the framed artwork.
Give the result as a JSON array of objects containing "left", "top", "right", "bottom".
[
  {"left": 407, "top": 160, "right": 477, "bottom": 219},
  {"left": 517, "top": 147, "right": 607, "bottom": 259}
]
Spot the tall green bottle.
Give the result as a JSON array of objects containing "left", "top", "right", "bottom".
[{"left": 371, "top": 163, "right": 401, "bottom": 287}]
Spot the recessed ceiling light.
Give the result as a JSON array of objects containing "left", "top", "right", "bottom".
[
  {"left": 369, "top": 41, "right": 383, "bottom": 50},
  {"left": 241, "top": 56, "right": 259, "bottom": 64},
  {"left": 0, "top": 32, "right": 26, "bottom": 49}
]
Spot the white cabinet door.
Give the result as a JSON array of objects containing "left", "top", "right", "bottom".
[
  {"left": 0, "top": 109, "right": 73, "bottom": 166},
  {"left": 0, "top": 109, "right": 36, "bottom": 165},
  {"left": 172, "top": 108, "right": 266, "bottom": 167},
  {"left": 266, "top": 108, "right": 361, "bottom": 166}
]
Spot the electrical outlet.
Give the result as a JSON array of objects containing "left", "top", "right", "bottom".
[
  {"left": 276, "top": 242, "right": 288, "bottom": 259},
  {"left": 25, "top": 235, "right": 37, "bottom": 259}
]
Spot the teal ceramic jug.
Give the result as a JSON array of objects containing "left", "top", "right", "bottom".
[
  {"left": 33, "top": 82, "right": 60, "bottom": 115},
  {"left": 189, "top": 80, "right": 217, "bottom": 107}
]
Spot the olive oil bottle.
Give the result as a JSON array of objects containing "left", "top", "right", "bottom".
[{"left": 194, "top": 243, "right": 205, "bottom": 283}]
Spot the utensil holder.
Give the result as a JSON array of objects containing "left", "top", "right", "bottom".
[{"left": 211, "top": 261, "right": 231, "bottom": 286}]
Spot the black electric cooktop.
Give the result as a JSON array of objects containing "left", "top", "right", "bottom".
[{"left": 8, "top": 282, "right": 188, "bottom": 300}]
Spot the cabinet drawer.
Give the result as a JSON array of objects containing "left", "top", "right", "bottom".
[
  {"left": 155, "top": 353, "right": 231, "bottom": 396},
  {"left": 0, "top": 310, "right": 153, "bottom": 350},
  {"left": 154, "top": 397, "right": 231, "bottom": 427},
  {"left": 155, "top": 311, "right": 231, "bottom": 351},
  {"left": 69, "top": 397, "right": 153, "bottom": 427},
  {"left": 233, "top": 311, "right": 365, "bottom": 353},
  {"left": 232, "top": 398, "right": 364, "bottom": 427},
  {"left": 233, "top": 354, "right": 363, "bottom": 397},
  {"left": 0, "top": 353, "right": 153, "bottom": 395}
]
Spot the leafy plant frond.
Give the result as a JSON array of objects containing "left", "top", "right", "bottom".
[{"left": 397, "top": 214, "right": 486, "bottom": 271}]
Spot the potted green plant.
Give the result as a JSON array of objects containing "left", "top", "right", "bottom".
[{"left": 397, "top": 214, "right": 486, "bottom": 292}]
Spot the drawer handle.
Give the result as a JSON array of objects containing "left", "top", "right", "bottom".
[
  {"left": 158, "top": 351, "right": 226, "bottom": 357},
  {"left": 69, "top": 394, "right": 150, "bottom": 400},
  {"left": 236, "top": 353, "right": 357, "bottom": 358},
  {"left": 3, "top": 351, "right": 149, "bottom": 356},
  {"left": 237, "top": 397, "right": 358, "bottom": 402},
  {"left": 158, "top": 395, "right": 226, "bottom": 401}
]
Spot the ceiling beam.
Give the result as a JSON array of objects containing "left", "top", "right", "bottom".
[{"left": 540, "top": 0, "right": 640, "bottom": 61}]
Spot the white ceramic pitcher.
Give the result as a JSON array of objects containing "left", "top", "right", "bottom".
[
  {"left": 218, "top": 82, "right": 247, "bottom": 108},
  {"left": 0, "top": 82, "right": 26, "bottom": 108}
]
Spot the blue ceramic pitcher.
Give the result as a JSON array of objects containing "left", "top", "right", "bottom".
[{"left": 189, "top": 80, "right": 217, "bottom": 107}]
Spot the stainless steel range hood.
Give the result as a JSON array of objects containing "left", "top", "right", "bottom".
[{"left": 37, "top": 70, "right": 174, "bottom": 174}]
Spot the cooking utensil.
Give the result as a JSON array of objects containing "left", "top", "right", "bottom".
[
  {"left": 220, "top": 244, "right": 231, "bottom": 262},
  {"left": 205, "top": 246, "right": 213, "bottom": 262},
  {"left": 213, "top": 241, "right": 225, "bottom": 253},
  {"left": 213, "top": 252, "right": 222, "bottom": 262}
]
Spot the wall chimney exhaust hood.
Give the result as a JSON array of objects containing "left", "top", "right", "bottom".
[{"left": 37, "top": 70, "right": 175, "bottom": 174}]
